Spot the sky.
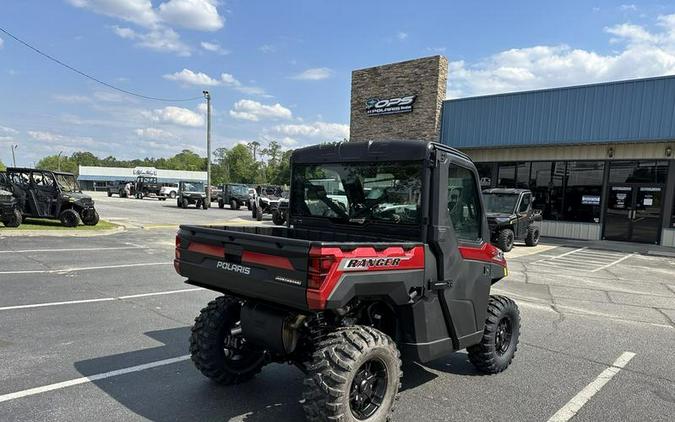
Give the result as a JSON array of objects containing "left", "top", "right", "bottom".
[{"left": 2, "top": 0, "right": 675, "bottom": 167}]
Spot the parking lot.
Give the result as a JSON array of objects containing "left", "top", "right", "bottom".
[{"left": 1, "top": 197, "right": 674, "bottom": 421}]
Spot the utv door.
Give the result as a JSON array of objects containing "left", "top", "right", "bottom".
[
  {"left": 430, "top": 151, "right": 493, "bottom": 351},
  {"left": 515, "top": 192, "right": 531, "bottom": 238},
  {"left": 31, "top": 172, "right": 58, "bottom": 217}
]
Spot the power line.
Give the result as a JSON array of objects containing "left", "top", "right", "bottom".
[{"left": 0, "top": 26, "right": 203, "bottom": 103}]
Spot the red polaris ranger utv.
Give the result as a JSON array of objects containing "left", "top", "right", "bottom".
[{"left": 174, "top": 141, "right": 520, "bottom": 421}]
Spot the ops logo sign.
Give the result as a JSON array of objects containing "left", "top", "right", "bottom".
[{"left": 365, "top": 95, "right": 416, "bottom": 116}]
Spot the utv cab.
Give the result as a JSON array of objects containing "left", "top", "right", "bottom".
[
  {"left": 4, "top": 168, "right": 99, "bottom": 227},
  {"left": 217, "top": 183, "right": 251, "bottom": 210},
  {"left": 177, "top": 181, "right": 209, "bottom": 209},
  {"left": 0, "top": 172, "right": 22, "bottom": 227},
  {"left": 252, "top": 185, "right": 283, "bottom": 221},
  {"left": 483, "top": 188, "right": 542, "bottom": 252}
]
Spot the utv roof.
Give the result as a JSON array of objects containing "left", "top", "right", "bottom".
[
  {"left": 6, "top": 167, "right": 75, "bottom": 176},
  {"left": 482, "top": 188, "right": 531, "bottom": 195},
  {"left": 292, "top": 140, "right": 470, "bottom": 164}
]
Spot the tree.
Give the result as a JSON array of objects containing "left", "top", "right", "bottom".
[
  {"left": 248, "top": 141, "right": 261, "bottom": 161},
  {"left": 227, "top": 144, "right": 257, "bottom": 183},
  {"left": 0, "top": 159, "right": 5, "bottom": 171},
  {"left": 270, "top": 149, "right": 293, "bottom": 186},
  {"left": 211, "top": 147, "right": 230, "bottom": 185}
]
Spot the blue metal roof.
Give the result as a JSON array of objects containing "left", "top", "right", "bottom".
[{"left": 440, "top": 75, "right": 675, "bottom": 148}]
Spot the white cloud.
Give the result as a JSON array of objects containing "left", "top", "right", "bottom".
[
  {"left": 112, "top": 26, "right": 191, "bottom": 56},
  {"left": 53, "top": 94, "right": 91, "bottom": 103},
  {"left": 163, "top": 69, "right": 267, "bottom": 95},
  {"left": 134, "top": 127, "right": 176, "bottom": 140},
  {"left": 397, "top": 32, "right": 408, "bottom": 40},
  {"left": 68, "top": 0, "right": 159, "bottom": 28},
  {"left": 200, "top": 41, "right": 229, "bottom": 55},
  {"left": 0, "top": 37, "right": 4, "bottom": 48},
  {"left": 259, "top": 44, "right": 275, "bottom": 53},
  {"left": 28, "top": 130, "right": 64, "bottom": 142},
  {"left": 147, "top": 106, "right": 204, "bottom": 127},
  {"left": 291, "top": 67, "right": 333, "bottom": 80},
  {"left": 447, "top": 14, "right": 675, "bottom": 98},
  {"left": 273, "top": 122, "right": 349, "bottom": 140},
  {"left": 158, "top": 0, "right": 223, "bottom": 31},
  {"left": 0, "top": 125, "right": 18, "bottom": 135},
  {"left": 619, "top": 4, "right": 638, "bottom": 12},
  {"left": 163, "top": 68, "right": 221, "bottom": 86},
  {"left": 229, "top": 100, "right": 292, "bottom": 121},
  {"left": 426, "top": 47, "right": 446, "bottom": 53}
]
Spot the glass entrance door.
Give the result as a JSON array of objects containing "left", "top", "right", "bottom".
[{"left": 603, "top": 185, "right": 663, "bottom": 244}]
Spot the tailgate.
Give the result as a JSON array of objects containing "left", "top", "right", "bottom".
[{"left": 176, "top": 225, "right": 311, "bottom": 310}]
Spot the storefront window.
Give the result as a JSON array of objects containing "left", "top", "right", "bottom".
[
  {"left": 562, "top": 161, "right": 605, "bottom": 223},
  {"left": 609, "top": 161, "right": 669, "bottom": 184},
  {"left": 516, "top": 162, "right": 531, "bottom": 188},
  {"left": 529, "top": 161, "right": 552, "bottom": 217},
  {"left": 497, "top": 163, "right": 516, "bottom": 188}
]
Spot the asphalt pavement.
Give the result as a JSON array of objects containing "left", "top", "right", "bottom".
[{"left": 0, "top": 196, "right": 674, "bottom": 421}]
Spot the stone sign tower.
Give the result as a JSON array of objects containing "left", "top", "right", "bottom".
[{"left": 349, "top": 55, "right": 448, "bottom": 142}]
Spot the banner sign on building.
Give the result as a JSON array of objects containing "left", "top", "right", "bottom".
[
  {"left": 366, "top": 95, "right": 416, "bottom": 116},
  {"left": 133, "top": 167, "right": 158, "bottom": 176}
]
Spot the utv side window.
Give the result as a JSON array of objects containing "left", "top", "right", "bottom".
[
  {"left": 447, "top": 165, "right": 481, "bottom": 242},
  {"left": 518, "top": 194, "right": 531, "bottom": 213}
]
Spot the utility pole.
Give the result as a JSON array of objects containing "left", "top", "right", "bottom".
[
  {"left": 57, "top": 151, "right": 63, "bottom": 171},
  {"left": 203, "top": 91, "right": 212, "bottom": 206},
  {"left": 11, "top": 144, "right": 18, "bottom": 167}
]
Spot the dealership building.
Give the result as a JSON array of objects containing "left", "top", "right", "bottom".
[
  {"left": 77, "top": 166, "right": 207, "bottom": 191},
  {"left": 350, "top": 56, "right": 675, "bottom": 247}
]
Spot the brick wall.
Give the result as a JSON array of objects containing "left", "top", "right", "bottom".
[{"left": 349, "top": 55, "right": 448, "bottom": 143}]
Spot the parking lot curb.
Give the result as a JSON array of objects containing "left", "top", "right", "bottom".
[{"left": 0, "top": 226, "right": 126, "bottom": 238}]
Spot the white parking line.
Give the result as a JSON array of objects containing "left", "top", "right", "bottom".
[
  {"left": 590, "top": 253, "right": 634, "bottom": 273},
  {"left": 0, "top": 355, "right": 190, "bottom": 403},
  {"left": 0, "top": 288, "right": 203, "bottom": 311},
  {"left": 534, "top": 247, "right": 587, "bottom": 263},
  {"left": 546, "top": 351, "right": 636, "bottom": 422},
  {"left": 0, "top": 262, "right": 171, "bottom": 275},
  {"left": 0, "top": 246, "right": 146, "bottom": 254}
]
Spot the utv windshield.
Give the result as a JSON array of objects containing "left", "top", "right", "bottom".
[
  {"left": 183, "top": 182, "right": 204, "bottom": 192},
  {"left": 292, "top": 161, "right": 423, "bottom": 225},
  {"left": 231, "top": 185, "right": 248, "bottom": 195},
  {"left": 55, "top": 174, "right": 80, "bottom": 193},
  {"left": 483, "top": 193, "right": 519, "bottom": 214}
]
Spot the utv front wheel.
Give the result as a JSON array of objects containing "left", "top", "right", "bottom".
[
  {"left": 497, "top": 228, "right": 515, "bottom": 252},
  {"left": 218, "top": 200, "right": 225, "bottom": 209},
  {"left": 81, "top": 209, "right": 100, "bottom": 226},
  {"left": 256, "top": 207, "right": 263, "bottom": 221},
  {"left": 59, "top": 209, "right": 80, "bottom": 227},
  {"left": 190, "top": 296, "right": 266, "bottom": 385},
  {"left": 272, "top": 211, "right": 285, "bottom": 226},
  {"left": 3, "top": 209, "right": 22, "bottom": 228},
  {"left": 303, "top": 326, "right": 402, "bottom": 422},
  {"left": 525, "top": 226, "right": 540, "bottom": 246},
  {"left": 467, "top": 295, "right": 520, "bottom": 374}
]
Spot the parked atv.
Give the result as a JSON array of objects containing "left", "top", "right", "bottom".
[
  {"left": 177, "top": 181, "right": 209, "bottom": 209},
  {"left": 217, "top": 183, "right": 250, "bottom": 210},
  {"left": 483, "top": 188, "right": 542, "bottom": 252},
  {"left": 4, "top": 168, "right": 99, "bottom": 227},
  {"left": 175, "top": 141, "right": 520, "bottom": 421},
  {"left": 0, "top": 174, "right": 22, "bottom": 227}
]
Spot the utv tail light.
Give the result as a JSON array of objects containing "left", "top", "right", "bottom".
[
  {"left": 174, "top": 234, "right": 182, "bottom": 274},
  {"left": 307, "top": 248, "right": 336, "bottom": 290}
]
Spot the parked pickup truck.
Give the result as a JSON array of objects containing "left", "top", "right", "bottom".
[
  {"left": 107, "top": 180, "right": 133, "bottom": 198},
  {"left": 174, "top": 141, "right": 520, "bottom": 421},
  {"left": 160, "top": 183, "right": 179, "bottom": 199}
]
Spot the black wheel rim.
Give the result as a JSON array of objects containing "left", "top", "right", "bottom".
[
  {"left": 222, "top": 324, "right": 264, "bottom": 372},
  {"left": 495, "top": 317, "right": 512, "bottom": 355},
  {"left": 534, "top": 230, "right": 540, "bottom": 243},
  {"left": 350, "top": 359, "right": 388, "bottom": 420},
  {"left": 507, "top": 233, "right": 514, "bottom": 249}
]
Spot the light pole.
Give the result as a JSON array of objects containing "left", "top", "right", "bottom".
[
  {"left": 57, "top": 151, "right": 63, "bottom": 171},
  {"left": 11, "top": 144, "right": 18, "bottom": 167},
  {"left": 203, "top": 90, "right": 212, "bottom": 206}
]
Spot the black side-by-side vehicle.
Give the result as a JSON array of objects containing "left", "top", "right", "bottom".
[
  {"left": 0, "top": 172, "right": 22, "bottom": 227},
  {"left": 177, "top": 181, "right": 209, "bottom": 209},
  {"left": 483, "top": 188, "right": 542, "bottom": 252},
  {"left": 174, "top": 141, "right": 520, "bottom": 421},
  {"left": 3, "top": 168, "right": 99, "bottom": 227}
]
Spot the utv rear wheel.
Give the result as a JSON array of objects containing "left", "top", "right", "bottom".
[
  {"left": 230, "top": 199, "right": 237, "bottom": 210},
  {"left": 107, "top": 191, "right": 113, "bottom": 197},
  {"left": 181, "top": 198, "right": 189, "bottom": 209},
  {"left": 272, "top": 211, "right": 285, "bottom": 226},
  {"left": 497, "top": 228, "right": 515, "bottom": 252},
  {"left": 59, "top": 209, "right": 80, "bottom": 227},
  {"left": 303, "top": 326, "right": 402, "bottom": 422},
  {"left": 251, "top": 206, "right": 256, "bottom": 218},
  {"left": 3, "top": 209, "right": 22, "bottom": 228},
  {"left": 467, "top": 295, "right": 520, "bottom": 374},
  {"left": 525, "top": 226, "right": 540, "bottom": 246},
  {"left": 256, "top": 207, "right": 263, "bottom": 221},
  {"left": 81, "top": 210, "right": 99, "bottom": 226},
  {"left": 218, "top": 200, "right": 225, "bottom": 209},
  {"left": 190, "top": 296, "right": 266, "bottom": 385},
  {"left": 169, "top": 191, "right": 176, "bottom": 199},
  {"left": 202, "top": 200, "right": 209, "bottom": 210}
]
